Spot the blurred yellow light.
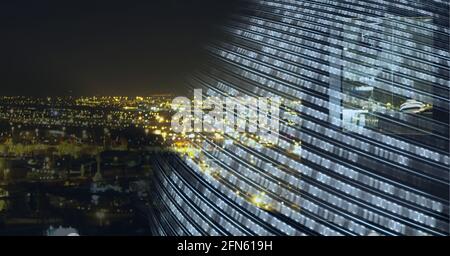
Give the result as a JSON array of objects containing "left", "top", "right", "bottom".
[{"left": 251, "top": 194, "right": 263, "bottom": 206}]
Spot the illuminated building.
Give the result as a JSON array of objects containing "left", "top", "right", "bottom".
[{"left": 150, "top": 0, "right": 450, "bottom": 235}]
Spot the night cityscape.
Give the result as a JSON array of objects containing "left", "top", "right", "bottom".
[
  {"left": 0, "top": 96, "right": 177, "bottom": 235},
  {"left": 0, "top": 0, "right": 449, "bottom": 246}
]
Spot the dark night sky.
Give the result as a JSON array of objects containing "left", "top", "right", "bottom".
[{"left": 0, "top": 0, "right": 241, "bottom": 96}]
